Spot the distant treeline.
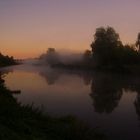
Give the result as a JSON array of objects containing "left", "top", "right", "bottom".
[
  {"left": 0, "top": 53, "right": 16, "bottom": 67},
  {"left": 39, "top": 26, "right": 140, "bottom": 72}
]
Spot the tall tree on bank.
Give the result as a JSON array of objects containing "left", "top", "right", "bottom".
[
  {"left": 90, "top": 26, "right": 123, "bottom": 66},
  {"left": 136, "top": 33, "right": 140, "bottom": 52}
]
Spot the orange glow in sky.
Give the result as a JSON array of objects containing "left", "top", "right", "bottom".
[{"left": 0, "top": 0, "right": 140, "bottom": 59}]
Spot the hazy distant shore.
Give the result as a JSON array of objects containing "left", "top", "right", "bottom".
[{"left": 51, "top": 62, "right": 140, "bottom": 75}]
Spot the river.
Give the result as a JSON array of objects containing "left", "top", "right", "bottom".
[{"left": 1, "top": 61, "right": 140, "bottom": 140}]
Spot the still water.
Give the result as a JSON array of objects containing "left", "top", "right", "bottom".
[{"left": 1, "top": 62, "right": 140, "bottom": 140}]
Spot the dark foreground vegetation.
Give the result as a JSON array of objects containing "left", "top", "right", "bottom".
[
  {"left": 0, "top": 75, "right": 106, "bottom": 140},
  {"left": 0, "top": 53, "right": 17, "bottom": 67},
  {"left": 40, "top": 26, "right": 140, "bottom": 73}
]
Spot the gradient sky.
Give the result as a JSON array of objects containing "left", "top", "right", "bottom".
[{"left": 0, "top": 0, "right": 140, "bottom": 58}]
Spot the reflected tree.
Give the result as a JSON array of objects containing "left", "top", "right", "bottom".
[
  {"left": 39, "top": 69, "right": 59, "bottom": 85},
  {"left": 134, "top": 88, "right": 140, "bottom": 123},
  {"left": 90, "top": 73, "right": 123, "bottom": 114},
  {"left": 82, "top": 73, "right": 92, "bottom": 85},
  {"left": 134, "top": 94, "right": 140, "bottom": 121},
  {"left": 89, "top": 71, "right": 140, "bottom": 114}
]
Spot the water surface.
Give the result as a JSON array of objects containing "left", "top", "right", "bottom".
[{"left": 1, "top": 63, "right": 140, "bottom": 140}]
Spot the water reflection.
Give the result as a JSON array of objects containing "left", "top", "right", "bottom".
[
  {"left": 90, "top": 74, "right": 123, "bottom": 114},
  {"left": 90, "top": 73, "right": 140, "bottom": 114},
  {"left": 2, "top": 65, "right": 140, "bottom": 115},
  {"left": 39, "top": 70, "right": 60, "bottom": 85},
  {"left": 2, "top": 64, "right": 140, "bottom": 139},
  {"left": 39, "top": 68, "right": 140, "bottom": 118},
  {"left": 134, "top": 92, "right": 140, "bottom": 124}
]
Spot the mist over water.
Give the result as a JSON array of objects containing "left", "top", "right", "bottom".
[{"left": 39, "top": 49, "right": 84, "bottom": 66}]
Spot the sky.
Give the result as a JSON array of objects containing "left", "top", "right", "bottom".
[{"left": 0, "top": 0, "right": 140, "bottom": 59}]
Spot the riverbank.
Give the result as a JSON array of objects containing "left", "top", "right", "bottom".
[{"left": 52, "top": 62, "right": 140, "bottom": 75}]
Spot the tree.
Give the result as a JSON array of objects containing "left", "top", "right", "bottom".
[
  {"left": 42, "top": 48, "right": 60, "bottom": 65},
  {"left": 90, "top": 26, "right": 123, "bottom": 66},
  {"left": 83, "top": 49, "right": 92, "bottom": 62},
  {"left": 0, "top": 52, "right": 16, "bottom": 67},
  {"left": 136, "top": 33, "right": 140, "bottom": 52}
]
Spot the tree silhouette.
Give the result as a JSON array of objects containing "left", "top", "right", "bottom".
[
  {"left": 0, "top": 53, "right": 16, "bottom": 67},
  {"left": 90, "top": 26, "right": 123, "bottom": 66},
  {"left": 40, "top": 48, "right": 60, "bottom": 66},
  {"left": 83, "top": 50, "right": 92, "bottom": 60},
  {"left": 136, "top": 33, "right": 140, "bottom": 52}
]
